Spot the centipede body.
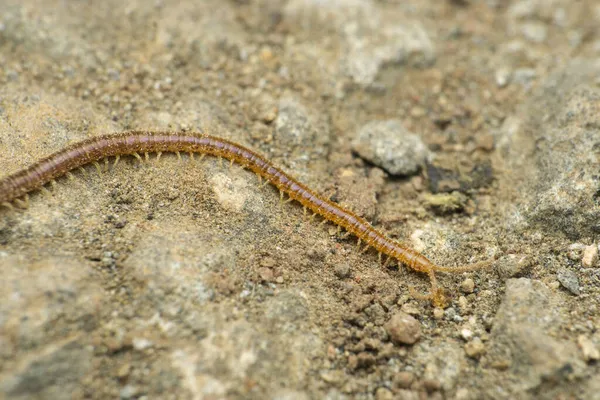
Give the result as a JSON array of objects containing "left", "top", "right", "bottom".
[{"left": 0, "top": 131, "right": 492, "bottom": 307}]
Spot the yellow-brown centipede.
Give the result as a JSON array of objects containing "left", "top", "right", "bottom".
[{"left": 0, "top": 131, "right": 492, "bottom": 307}]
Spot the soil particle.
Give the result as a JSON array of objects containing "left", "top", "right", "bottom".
[
  {"left": 384, "top": 311, "right": 421, "bottom": 345},
  {"left": 581, "top": 244, "right": 598, "bottom": 267},
  {"left": 460, "top": 278, "right": 475, "bottom": 294},
  {"left": 577, "top": 335, "right": 600, "bottom": 363}
]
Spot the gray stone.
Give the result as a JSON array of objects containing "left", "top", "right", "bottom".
[
  {"left": 496, "top": 59, "right": 600, "bottom": 240},
  {"left": 283, "top": 0, "right": 435, "bottom": 87},
  {"left": 557, "top": 268, "right": 580, "bottom": 295},
  {"left": 413, "top": 340, "right": 465, "bottom": 392},
  {"left": 0, "top": 254, "right": 104, "bottom": 356},
  {"left": 484, "top": 278, "right": 585, "bottom": 396},
  {"left": 352, "top": 120, "right": 429, "bottom": 176},
  {"left": 0, "top": 341, "right": 93, "bottom": 400}
]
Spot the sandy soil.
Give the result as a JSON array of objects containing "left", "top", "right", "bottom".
[{"left": 0, "top": 1, "right": 599, "bottom": 399}]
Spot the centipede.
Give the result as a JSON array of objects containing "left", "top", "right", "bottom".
[{"left": 0, "top": 131, "right": 493, "bottom": 307}]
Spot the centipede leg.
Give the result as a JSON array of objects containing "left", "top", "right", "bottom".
[
  {"left": 145, "top": 152, "right": 150, "bottom": 161},
  {"left": 2, "top": 202, "right": 14, "bottom": 210},
  {"left": 41, "top": 186, "right": 52, "bottom": 197},
  {"left": 14, "top": 197, "right": 28, "bottom": 209},
  {"left": 189, "top": 152, "right": 194, "bottom": 160},
  {"left": 176, "top": 151, "right": 182, "bottom": 161},
  {"left": 383, "top": 256, "right": 391, "bottom": 268},
  {"left": 133, "top": 152, "right": 143, "bottom": 163},
  {"left": 93, "top": 162, "right": 103, "bottom": 175},
  {"left": 156, "top": 152, "right": 162, "bottom": 162},
  {"left": 113, "top": 155, "right": 121, "bottom": 169}
]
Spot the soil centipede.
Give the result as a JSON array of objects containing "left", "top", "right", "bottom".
[{"left": 0, "top": 131, "right": 493, "bottom": 307}]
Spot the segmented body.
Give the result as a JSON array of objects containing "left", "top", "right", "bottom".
[{"left": 0, "top": 131, "right": 490, "bottom": 307}]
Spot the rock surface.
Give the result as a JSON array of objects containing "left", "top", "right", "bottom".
[
  {"left": 483, "top": 278, "right": 585, "bottom": 398},
  {"left": 1, "top": 0, "right": 600, "bottom": 399}
]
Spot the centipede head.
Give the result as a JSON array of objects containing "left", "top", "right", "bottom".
[{"left": 432, "top": 287, "right": 451, "bottom": 309}]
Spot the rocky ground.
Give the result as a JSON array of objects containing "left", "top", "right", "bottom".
[{"left": 0, "top": 1, "right": 599, "bottom": 399}]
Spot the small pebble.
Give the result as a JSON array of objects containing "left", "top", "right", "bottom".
[
  {"left": 351, "top": 120, "right": 429, "bottom": 176},
  {"left": 582, "top": 244, "right": 598, "bottom": 267},
  {"left": 557, "top": 268, "right": 580, "bottom": 295},
  {"left": 385, "top": 311, "right": 421, "bottom": 345},
  {"left": 394, "top": 371, "right": 415, "bottom": 389},
  {"left": 258, "top": 267, "right": 274, "bottom": 282},
  {"left": 497, "top": 254, "right": 531, "bottom": 278},
  {"left": 400, "top": 303, "right": 421, "bottom": 316},
  {"left": 432, "top": 308, "right": 444, "bottom": 320},
  {"left": 117, "top": 363, "right": 131, "bottom": 379},
  {"left": 260, "top": 257, "right": 277, "bottom": 268},
  {"left": 460, "top": 278, "right": 475, "bottom": 294},
  {"left": 460, "top": 328, "right": 473, "bottom": 341},
  {"left": 120, "top": 385, "right": 139, "bottom": 399},
  {"left": 464, "top": 337, "right": 485, "bottom": 358},
  {"left": 455, "top": 388, "right": 471, "bottom": 400},
  {"left": 495, "top": 68, "right": 511, "bottom": 87},
  {"left": 577, "top": 335, "right": 599, "bottom": 362},
  {"left": 422, "top": 378, "right": 442, "bottom": 393},
  {"left": 132, "top": 338, "right": 153, "bottom": 351},
  {"left": 375, "top": 387, "right": 394, "bottom": 400},
  {"left": 334, "top": 263, "right": 351, "bottom": 279}
]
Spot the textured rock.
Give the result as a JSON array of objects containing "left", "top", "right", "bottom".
[
  {"left": 283, "top": 0, "right": 435, "bottom": 87},
  {"left": 496, "top": 59, "right": 600, "bottom": 240},
  {"left": 352, "top": 120, "right": 429, "bottom": 176},
  {"left": 275, "top": 96, "right": 331, "bottom": 159},
  {"left": 0, "top": 340, "right": 93, "bottom": 400},
  {"left": 484, "top": 278, "right": 585, "bottom": 396},
  {"left": 0, "top": 253, "right": 104, "bottom": 360}
]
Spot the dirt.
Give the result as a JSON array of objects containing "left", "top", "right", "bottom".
[{"left": 0, "top": 1, "right": 599, "bottom": 399}]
